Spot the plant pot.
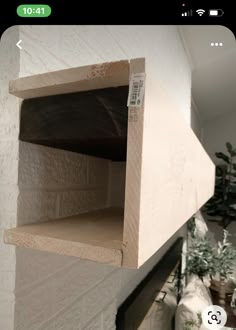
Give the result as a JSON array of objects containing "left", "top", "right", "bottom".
[
  {"left": 210, "top": 279, "right": 235, "bottom": 308},
  {"left": 219, "top": 277, "right": 226, "bottom": 307},
  {"left": 210, "top": 279, "right": 233, "bottom": 294},
  {"left": 231, "top": 289, "right": 236, "bottom": 316}
]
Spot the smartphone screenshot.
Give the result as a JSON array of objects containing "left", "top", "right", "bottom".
[{"left": 0, "top": 2, "right": 235, "bottom": 330}]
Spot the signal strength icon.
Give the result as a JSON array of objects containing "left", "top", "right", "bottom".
[
  {"left": 181, "top": 9, "right": 193, "bottom": 16},
  {"left": 196, "top": 9, "right": 205, "bottom": 16}
]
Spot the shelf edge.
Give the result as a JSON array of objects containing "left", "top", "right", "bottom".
[{"left": 4, "top": 229, "right": 123, "bottom": 267}]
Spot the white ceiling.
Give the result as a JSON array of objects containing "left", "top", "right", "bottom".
[{"left": 180, "top": 25, "right": 236, "bottom": 121}]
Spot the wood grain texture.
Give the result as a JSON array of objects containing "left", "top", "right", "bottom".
[
  {"left": 134, "top": 58, "right": 215, "bottom": 267},
  {"left": 122, "top": 58, "right": 146, "bottom": 268},
  {"left": 122, "top": 57, "right": 215, "bottom": 268},
  {"left": 9, "top": 60, "right": 129, "bottom": 99},
  {"left": 4, "top": 208, "right": 123, "bottom": 266}
]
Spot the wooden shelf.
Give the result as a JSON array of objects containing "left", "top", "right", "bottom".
[
  {"left": 5, "top": 57, "right": 215, "bottom": 268},
  {"left": 4, "top": 208, "right": 124, "bottom": 266}
]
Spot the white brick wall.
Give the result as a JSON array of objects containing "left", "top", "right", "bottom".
[
  {"left": 0, "top": 26, "right": 20, "bottom": 330},
  {"left": 102, "top": 303, "right": 117, "bottom": 329},
  {"left": 18, "top": 142, "right": 110, "bottom": 225},
  {"left": 0, "top": 25, "right": 193, "bottom": 329},
  {"left": 15, "top": 139, "right": 124, "bottom": 330},
  {"left": 108, "top": 162, "right": 126, "bottom": 208},
  {"left": 0, "top": 292, "right": 15, "bottom": 330}
]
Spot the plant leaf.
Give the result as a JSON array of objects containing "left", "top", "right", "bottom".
[
  {"left": 215, "top": 152, "right": 229, "bottom": 163},
  {"left": 216, "top": 167, "right": 223, "bottom": 176},
  {"left": 230, "top": 186, "right": 236, "bottom": 193},
  {"left": 226, "top": 142, "right": 233, "bottom": 154}
]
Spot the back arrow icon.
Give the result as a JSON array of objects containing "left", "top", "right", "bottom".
[{"left": 16, "top": 40, "right": 22, "bottom": 50}]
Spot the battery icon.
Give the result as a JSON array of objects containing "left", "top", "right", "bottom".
[{"left": 209, "top": 9, "right": 224, "bottom": 17}]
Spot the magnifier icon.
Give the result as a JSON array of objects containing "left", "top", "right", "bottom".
[
  {"left": 203, "top": 305, "right": 227, "bottom": 329},
  {"left": 211, "top": 314, "right": 218, "bottom": 322}
]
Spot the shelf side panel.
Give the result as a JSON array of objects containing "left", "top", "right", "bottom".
[
  {"left": 137, "top": 71, "right": 215, "bottom": 267},
  {"left": 122, "top": 58, "right": 146, "bottom": 268}
]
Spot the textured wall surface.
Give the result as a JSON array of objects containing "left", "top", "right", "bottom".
[
  {"left": 18, "top": 142, "right": 110, "bottom": 225},
  {"left": 0, "top": 25, "right": 193, "bottom": 329},
  {"left": 0, "top": 26, "right": 20, "bottom": 330},
  {"left": 191, "top": 101, "right": 203, "bottom": 142},
  {"left": 203, "top": 110, "right": 236, "bottom": 162},
  {"left": 202, "top": 111, "right": 236, "bottom": 245},
  {"left": 107, "top": 162, "right": 126, "bottom": 208}
]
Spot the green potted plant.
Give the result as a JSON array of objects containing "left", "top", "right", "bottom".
[
  {"left": 205, "top": 142, "right": 236, "bottom": 228},
  {"left": 212, "top": 230, "right": 236, "bottom": 307},
  {"left": 186, "top": 229, "right": 236, "bottom": 306},
  {"left": 186, "top": 235, "right": 216, "bottom": 282}
]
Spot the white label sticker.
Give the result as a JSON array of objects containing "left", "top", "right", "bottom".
[{"left": 127, "top": 73, "right": 145, "bottom": 108}]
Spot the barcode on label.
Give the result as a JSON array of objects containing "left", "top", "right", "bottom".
[{"left": 127, "top": 73, "right": 145, "bottom": 108}]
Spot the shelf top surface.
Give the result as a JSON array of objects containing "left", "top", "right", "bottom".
[
  {"left": 5, "top": 208, "right": 124, "bottom": 266},
  {"left": 9, "top": 208, "right": 124, "bottom": 249}
]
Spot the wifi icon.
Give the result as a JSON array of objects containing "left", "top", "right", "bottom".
[{"left": 196, "top": 9, "right": 205, "bottom": 16}]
